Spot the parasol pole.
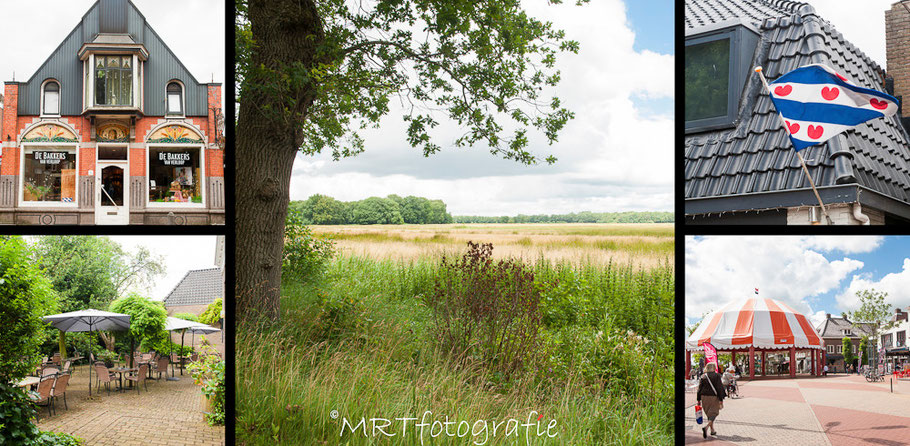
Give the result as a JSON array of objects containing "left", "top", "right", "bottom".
[{"left": 755, "top": 66, "right": 834, "bottom": 225}]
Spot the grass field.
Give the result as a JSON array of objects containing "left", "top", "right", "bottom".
[
  {"left": 237, "top": 223, "right": 675, "bottom": 445},
  {"left": 310, "top": 223, "right": 674, "bottom": 268}
]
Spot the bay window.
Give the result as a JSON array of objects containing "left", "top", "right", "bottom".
[{"left": 95, "top": 56, "right": 133, "bottom": 106}]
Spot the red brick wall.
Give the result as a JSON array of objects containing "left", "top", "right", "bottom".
[
  {"left": 206, "top": 85, "right": 222, "bottom": 146},
  {"left": 130, "top": 148, "right": 146, "bottom": 177},
  {"left": 887, "top": 2, "right": 910, "bottom": 116},
  {"left": 206, "top": 148, "right": 223, "bottom": 177},
  {"left": 79, "top": 147, "right": 95, "bottom": 176},
  {"left": 2, "top": 84, "right": 17, "bottom": 142}
]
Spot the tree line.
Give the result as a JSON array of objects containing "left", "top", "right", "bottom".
[
  {"left": 291, "top": 194, "right": 454, "bottom": 225},
  {"left": 454, "top": 211, "right": 674, "bottom": 224},
  {"left": 292, "top": 195, "right": 673, "bottom": 225}
]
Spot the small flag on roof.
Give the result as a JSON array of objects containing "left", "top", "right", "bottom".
[
  {"left": 755, "top": 288, "right": 759, "bottom": 295},
  {"left": 766, "top": 64, "right": 899, "bottom": 151}
]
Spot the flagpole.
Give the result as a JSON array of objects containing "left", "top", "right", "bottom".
[{"left": 754, "top": 66, "right": 834, "bottom": 225}]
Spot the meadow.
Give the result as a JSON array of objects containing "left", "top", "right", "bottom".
[{"left": 237, "top": 223, "right": 675, "bottom": 445}]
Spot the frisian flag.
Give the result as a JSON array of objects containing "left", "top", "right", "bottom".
[
  {"left": 703, "top": 342, "right": 719, "bottom": 369},
  {"left": 768, "top": 64, "right": 899, "bottom": 151}
]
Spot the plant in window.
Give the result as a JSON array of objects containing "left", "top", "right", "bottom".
[{"left": 24, "top": 182, "right": 51, "bottom": 202}]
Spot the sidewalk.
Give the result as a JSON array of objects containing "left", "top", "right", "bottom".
[
  {"left": 683, "top": 374, "right": 910, "bottom": 445},
  {"left": 36, "top": 363, "right": 224, "bottom": 446}
]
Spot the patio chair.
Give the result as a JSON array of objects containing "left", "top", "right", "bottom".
[
  {"left": 125, "top": 364, "right": 149, "bottom": 394},
  {"left": 51, "top": 373, "right": 70, "bottom": 410},
  {"left": 94, "top": 362, "right": 116, "bottom": 396},
  {"left": 31, "top": 376, "right": 56, "bottom": 420},
  {"left": 52, "top": 353, "right": 61, "bottom": 366},
  {"left": 61, "top": 360, "right": 72, "bottom": 375},
  {"left": 42, "top": 367, "right": 59, "bottom": 377},
  {"left": 170, "top": 352, "right": 180, "bottom": 375},
  {"left": 152, "top": 356, "right": 169, "bottom": 381}
]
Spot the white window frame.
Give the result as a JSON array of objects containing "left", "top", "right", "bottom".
[
  {"left": 19, "top": 143, "right": 79, "bottom": 207},
  {"left": 92, "top": 54, "right": 137, "bottom": 107},
  {"left": 40, "top": 79, "right": 61, "bottom": 117},
  {"left": 166, "top": 80, "right": 185, "bottom": 117},
  {"left": 145, "top": 144, "right": 206, "bottom": 209}
]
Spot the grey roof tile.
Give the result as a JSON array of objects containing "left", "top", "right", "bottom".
[
  {"left": 163, "top": 267, "right": 223, "bottom": 307},
  {"left": 686, "top": 0, "right": 910, "bottom": 211}
]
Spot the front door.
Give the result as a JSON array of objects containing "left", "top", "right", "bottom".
[{"left": 96, "top": 162, "right": 129, "bottom": 225}]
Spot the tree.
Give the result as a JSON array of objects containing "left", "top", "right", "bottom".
[
  {"left": 199, "top": 298, "right": 224, "bottom": 327},
  {"left": 235, "top": 0, "right": 582, "bottom": 322},
  {"left": 32, "top": 236, "right": 165, "bottom": 351},
  {"left": 842, "top": 337, "right": 855, "bottom": 370},
  {"left": 859, "top": 336, "right": 869, "bottom": 369},
  {"left": 301, "top": 194, "right": 346, "bottom": 225},
  {"left": 0, "top": 237, "right": 57, "bottom": 381},
  {"left": 109, "top": 293, "right": 168, "bottom": 368},
  {"left": 847, "top": 289, "right": 895, "bottom": 368}
]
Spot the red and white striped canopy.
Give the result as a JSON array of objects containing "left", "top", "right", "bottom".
[{"left": 687, "top": 298, "right": 824, "bottom": 351}]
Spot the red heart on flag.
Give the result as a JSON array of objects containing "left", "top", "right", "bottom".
[
  {"left": 807, "top": 125, "right": 824, "bottom": 139},
  {"left": 785, "top": 120, "right": 800, "bottom": 134},
  {"left": 774, "top": 85, "right": 792, "bottom": 96},
  {"left": 821, "top": 87, "right": 839, "bottom": 100},
  {"left": 870, "top": 98, "right": 889, "bottom": 110}
]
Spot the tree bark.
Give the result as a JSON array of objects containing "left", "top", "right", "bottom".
[{"left": 236, "top": 0, "right": 324, "bottom": 323}]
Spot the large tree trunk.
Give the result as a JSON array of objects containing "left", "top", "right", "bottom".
[{"left": 236, "top": 0, "right": 324, "bottom": 323}]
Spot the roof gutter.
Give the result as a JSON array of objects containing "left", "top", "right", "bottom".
[{"left": 685, "top": 184, "right": 910, "bottom": 221}]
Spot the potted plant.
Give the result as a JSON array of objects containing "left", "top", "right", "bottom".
[{"left": 187, "top": 345, "right": 224, "bottom": 425}]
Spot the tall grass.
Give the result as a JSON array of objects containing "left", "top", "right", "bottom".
[{"left": 237, "top": 253, "right": 674, "bottom": 445}]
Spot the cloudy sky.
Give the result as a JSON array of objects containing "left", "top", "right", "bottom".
[
  {"left": 110, "top": 236, "right": 221, "bottom": 300},
  {"left": 291, "top": 0, "right": 675, "bottom": 216},
  {"left": 686, "top": 236, "right": 910, "bottom": 330},
  {"left": 811, "top": 0, "right": 897, "bottom": 69},
  {"left": 0, "top": 0, "right": 225, "bottom": 104}
]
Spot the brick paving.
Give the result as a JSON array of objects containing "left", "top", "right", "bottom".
[
  {"left": 35, "top": 362, "right": 224, "bottom": 446},
  {"left": 683, "top": 374, "right": 910, "bottom": 445}
]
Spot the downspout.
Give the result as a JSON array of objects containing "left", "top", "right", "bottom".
[{"left": 852, "top": 202, "right": 871, "bottom": 225}]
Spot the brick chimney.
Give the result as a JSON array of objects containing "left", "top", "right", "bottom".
[{"left": 886, "top": 1, "right": 910, "bottom": 128}]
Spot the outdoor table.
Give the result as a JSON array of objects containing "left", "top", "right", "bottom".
[
  {"left": 109, "top": 367, "right": 138, "bottom": 391},
  {"left": 14, "top": 377, "right": 40, "bottom": 388}
]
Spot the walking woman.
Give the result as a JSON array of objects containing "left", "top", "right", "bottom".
[{"left": 697, "top": 363, "right": 727, "bottom": 438}]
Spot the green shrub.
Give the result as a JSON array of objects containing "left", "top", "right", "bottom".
[
  {"left": 33, "top": 431, "right": 85, "bottom": 445},
  {"left": 0, "top": 381, "right": 39, "bottom": 444},
  {"left": 282, "top": 211, "right": 334, "bottom": 282},
  {"left": 0, "top": 237, "right": 57, "bottom": 382},
  {"left": 109, "top": 293, "right": 168, "bottom": 353},
  {"left": 199, "top": 298, "right": 222, "bottom": 326},
  {"left": 188, "top": 347, "right": 225, "bottom": 426},
  {"left": 426, "top": 242, "right": 542, "bottom": 375},
  {"left": 174, "top": 312, "right": 199, "bottom": 322}
]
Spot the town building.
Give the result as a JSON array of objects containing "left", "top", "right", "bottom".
[
  {"left": 684, "top": 0, "right": 910, "bottom": 224},
  {"left": 0, "top": 0, "right": 224, "bottom": 225},
  {"left": 816, "top": 313, "right": 875, "bottom": 373},
  {"left": 878, "top": 306, "right": 910, "bottom": 373}
]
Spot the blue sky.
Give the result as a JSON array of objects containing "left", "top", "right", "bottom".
[
  {"left": 626, "top": 0, "right": 674, "bottom": 54},
  {"left": 686, "top": 236, "right": 910, "bottom": 328}
]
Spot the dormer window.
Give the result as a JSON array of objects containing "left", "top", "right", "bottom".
[
  {"left": 42, "top": 81, "right": 60, "bottom": 115},
  {"left": 685, "top": 22, "right": 760, "bottom": 133},
  {"left": 95, "top": 56, "right": 133, "bottom": 106},
  {"left": 167, "top": 82, "right": 183, "bottom": 115}
]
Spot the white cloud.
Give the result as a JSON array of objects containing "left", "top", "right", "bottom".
[
  {"left": 836, "top": 258, "right": 910, "bottom": 312},
  {"left": 290, "top": 0, "right": 673, "bottom": 215},
  {"left": 802, "top": 236, "right": 885, "bottom": 254},
  {"left": 809, "top": 0, "right": 895, "bottom": 68},
  {"left": 686, "top": 236, "right": 865, "bottom": 323},
  {"left": 109, "top": 236, "right": 219, "bottom": 301}
]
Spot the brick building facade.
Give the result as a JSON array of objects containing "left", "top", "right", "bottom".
[{"left": 0, "top": 0, "right": 224, "bottom": 225}]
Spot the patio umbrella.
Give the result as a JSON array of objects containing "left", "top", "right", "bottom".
[
  {"left": 164, "top": 317, "right": 200, "bottom": 379},
  {"left": 43, "top": 309, "right": 131, "bottom": 397}
]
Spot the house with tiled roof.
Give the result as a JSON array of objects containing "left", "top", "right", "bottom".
[
  {"left": 685, "top": 0, "right": 910, "bottom": 224},
  {"left": 162, "top": 267, "right": 223, "bottom": 310},
  {"left": 816, "top": 313, "right": 875, "bottom": 372}
]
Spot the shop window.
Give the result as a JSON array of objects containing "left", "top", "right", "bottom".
[
  {"left": 167, "top": 82, "right": 183, "bottom": 115},
  {"left": 95, "top": 56, "right": 133, "bottom": 106},
  {"left": 148, "top": 147, "right": 202, "bottom": 204},
  {"left": 42, "top": 81, "right": 60, "bottom": 115},
  {"left": 21, "top": 147, "right": 77, "bottom": 203}
]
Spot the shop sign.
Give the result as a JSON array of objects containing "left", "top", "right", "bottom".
[
  {"left": 33, "top": 151, "right": 68, "bottom": 165},
  {"left": 158, "top": 152, "right": 191, "bottom": 166}
]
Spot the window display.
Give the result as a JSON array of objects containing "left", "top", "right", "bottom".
[
  {"left": 148, "top": 148, "right": 202, "bottom": 204},
  {"left": 22, "top": 148, "right": 76, "bottom": 203}
]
